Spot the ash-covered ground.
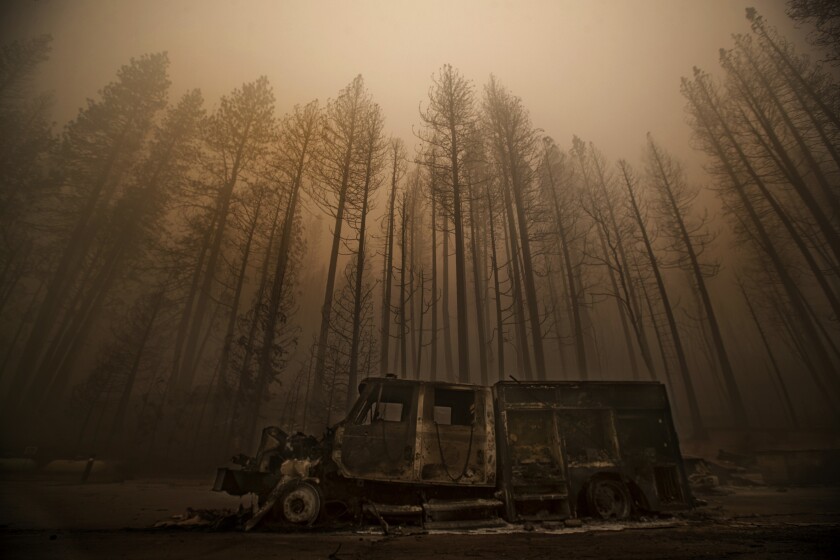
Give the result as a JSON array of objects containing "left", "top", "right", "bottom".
[{"left": 1, "top": 473, "right": 838, "bottom": 559}]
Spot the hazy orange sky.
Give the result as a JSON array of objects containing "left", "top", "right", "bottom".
[{"left": 3, "top": 0, "right": 808, "bottom": 172}]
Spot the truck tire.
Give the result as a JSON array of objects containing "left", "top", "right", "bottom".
[
  {"left": 585, "top": 477, "right": 632, "bottom": 520},
  {"left": 277, "top": 481, "right": 322, "bottom": 526}
]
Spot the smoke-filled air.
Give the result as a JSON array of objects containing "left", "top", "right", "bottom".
[{"left": 1, "top": 0, "right": 838, "bottom": 473}]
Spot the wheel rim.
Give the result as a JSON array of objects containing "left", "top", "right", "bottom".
[
  {"left": 591, "top": 480, "right": 630, "bottom": 519},
  {"left": 280, "top": 483, "right": 321, "bottom": 525}
]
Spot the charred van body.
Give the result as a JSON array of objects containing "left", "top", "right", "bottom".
[{"left": 214, "top": 377, "right": 693, "bottom": 529}]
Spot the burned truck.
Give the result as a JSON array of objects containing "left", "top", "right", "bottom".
[{"left": 214, "top": 377, "right": 693, "bottom": 529}]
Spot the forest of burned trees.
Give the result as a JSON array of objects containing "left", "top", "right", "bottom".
[{"left": 0, "top": 7, "right": 838, "bottom": 465}]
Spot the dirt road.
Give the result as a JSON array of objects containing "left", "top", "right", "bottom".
[{"left": 1, "top": 475, "right": 839, "bottom": 559}]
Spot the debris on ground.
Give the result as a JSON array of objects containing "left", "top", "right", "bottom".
[
  {"left": 684, "top": 457, "right": 735, "bottom": 495},
  {"left": 153, "top": 507, "right": 250, "bottom": 531}
]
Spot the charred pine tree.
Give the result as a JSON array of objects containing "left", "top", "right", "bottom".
[
  {"left": 716, "top": 36, "right": 840, "bottom": 320},
  {"left": 484, "top": 180, "right": 507, "bottom": 381},
  {"left": 736, "top": 276, "right": 799, "bottom": 429},
  {"left": 784, "top": 1, "right": 840, "bottom": 64},
  {"left": 396, "top": 180, "right": 416, "bottom": 379},
  {"left": 345, "top": 104, "right": 385, "bottom": 408},
  {"left": 499, "top": 181, "right": 533, "bottom": 380},
  {"left": 483, "top": 77, "right": 547, "bottom": 380},
  {"left": 106, "top": 290, "right": 167, "bottom": 448},
  {"left": 205, "top": 183, "right": 269, "bottom": 443},
  {"left": 425, "top": 149, "right": 441, "bottom": 381},
  {"left": 540, "top": 139, "right": 589, "bottom": 379},
  {"left": 419, "top": 65, "right": 475, "bottom": 383},
  {"left": 618, "top": 159, "right": 706, "bottom": 439},
  {"left": 71, "top": 287, "right": 167, "bottom": 455},
  {"left": 379, "top": 138, "right": 406, "bottom": 375},
  {"left": 38, "top": 90, "right": 205, "bottom": 415},
  {"left": 466, "top": 164, "right": 490, "bottom": 386},
  {"left": 682, "top": 68, "right": 839, "bottom": 398},
  {"left": 645, "top": 136, "right": 748, "bottom": 427},
  {"left": 175, "top": 77, "right": 275, "bottom": 394},
  {"left": 322, "top": 261, "right": 376, "bottom": 426},
  {"left": 311, "top": 76, "right": 373, "bottom": 411},
  {"left": 0, "top": 35, "right": 54, "bottom": 321},
  {"left": 224, "top": 188, "right": 284, "bottom": 450},
  {"left": 573, "top": 138, "right": 642, "bottom": 379},
  {"left": 244, "top": 101, "right": 320, "bottom": 444},
  {"left": 8, "top": 54, "right": 170, "bottom": 424}
]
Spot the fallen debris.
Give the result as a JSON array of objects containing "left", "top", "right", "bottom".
[{"left": 153, "top": 507, "right": 249, "bottom": 531}]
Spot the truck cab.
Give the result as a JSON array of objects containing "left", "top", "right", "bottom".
[{"left": 332, "top": 377, "right": 496, "bottom": 487}]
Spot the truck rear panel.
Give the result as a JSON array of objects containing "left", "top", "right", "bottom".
[{"left": 494, "top": 381, "right": 692, "bottom": 521}]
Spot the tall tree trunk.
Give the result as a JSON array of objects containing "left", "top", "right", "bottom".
[
  {"left": 380, "top": 153, "right": 399, "bottom": 375},
  {"left": 215, "top": 191, "right": 263, "bottom": 400},
  {"left": 168, "top": 211, "right": 217, "bottom": 396},
  {"left": 346, "top": 124, "right": 378, "bottom": 410},
  {"left": 506, "top": 149, "right": 546, "bottom": 380},
  {"left": 468, "top": 178, "right": 489, "bottom": 385},
  {"left": 415, "top": 271, "right": 426, "bottom": 376},
  {"left": 226, "top": 198, "right": 282, "bottom": 449},
  {"left": 574, "top": 144, "right": 639, "bottom": 379},
  {"left": 399, "top": 199, "right": 409, "bottom": 379},
  {"left": 639, "top": 270, "right": 673, "bottom": 388},
  {"left": 249, "top": 164, "right": 309, "bottom": 444},
  {"left": 486, "top": 188, "right": 506, "bottom": 382},
  {"left": 622, "top": 161, "right": 706, "bottom": 439},
  {"left": 593, "top": 155, "right": 650, "bottom": 378},
  {"left": 108, "top": 291, "right": 165, "bottom": 446},
  {"left": 9, "top": 116, "right": 137, "bottom": 410},
  {"left": 442, "top": 218, "right": 454, "bottom": 380},
  {"left": 408, "top": 205, "right": 418, "bottom": 378},
  {"left": 501, "top": 171, "right": 533, "bottom": 380},
  {"left": 647, "top": 143, "right": 748, "bottom": 427},
  {"left": 543, "top": 157, "right": 587, "bottom": 378},
  {"left": 430, "top": 186, "right": 439, "bottom": 381},
  {"left": 179, "top": 121, "right": 252, "bottom": 392},
  {"left": 737, "top": 278, "right": 799, "bottom": 429},
  {"left": 313, "top": 84, "right": 363, "bottom": 412},
  {"left": 684, "top": 72, "right": 838, "bottom": 392},
  {"left": 545, "top": 259, "right": 568, "bottom": 376},
  {"left": 448, "top": 125, "right": 471, "bottom": 384}
]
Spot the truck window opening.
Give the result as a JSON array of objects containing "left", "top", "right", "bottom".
[
  {"left": 433, "top": 388, "right": 475, "bottom": 426},
  {"left": 357, "top": 384, "right": 412, "bottom": 424}
]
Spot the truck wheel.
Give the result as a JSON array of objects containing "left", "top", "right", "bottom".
[
  {"left": 586, "top": 478, "right": 631, "bottom": 520},
  {"left": 277, "top": 481, "right": 322, "bottom": 526}
]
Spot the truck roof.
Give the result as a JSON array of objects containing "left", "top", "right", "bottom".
[{"left": 358, "top": 376, "right": 664, "bottom": 391}]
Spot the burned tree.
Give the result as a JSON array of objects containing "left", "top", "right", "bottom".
[
  {"left": 245, "top": 101, "right": 321, "bottom": 443},
  {"left": 345, "top": 103, "right": 385, "bottom": 408},
  {"left": 618, "top": 159, "right": 706, "bottom": 439},
  {"left": 645, "top": 136, "right": 748, "bottom": 427},
  {"left": 540, "top": 138, "right": 589, "bottom": 379},
  {"left": 311, "top": 75, "right": 375, "bottom": 412},
  {"left": 419, "top": 65, "right": 475, "bottom": 383},
  {"left": 483, "top": 77, "right": 548, "bottom": 380},
  {"left": 7, "top": 54, "right": 170, "bottom": 425},
  {"left": 379, "top": 138, "right": 406, "bottom": 375},
  {"left": 173, "top": 77, "right": 276, "bottom": 395}
]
